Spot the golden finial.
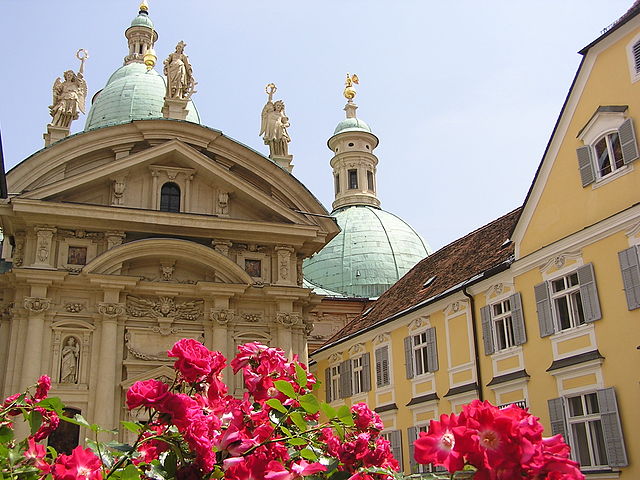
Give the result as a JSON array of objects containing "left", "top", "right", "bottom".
[
  {"left": 139, "top": 0, "right": 149, "bottom": 12},
  {"left": 343, "top": 73, "right": 359, "bottom": 101},
  {"left": 143, "top": 48, "right": 157, "bottom": 70}
]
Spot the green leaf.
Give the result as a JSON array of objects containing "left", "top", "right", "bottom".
[
  {"left": 273, "top": 380, "right": 297, "bottom": 399},
  {"left": 105, "top": 441, "right": 134, "bottom": 453},
  {"left": 288, "top": 437, "right": 308, "bottom": 446},
  {"left": 327, "top": 471, "right": 351, "bottom": 480},
  {"left": 295, "top": 364, "right": 308, "bottom": 389},
  {"left": 0, "top": 426, "right": 14, "bottom": 443},
  {"left": 74, "top": 414, "right": 92, "bottom": 428},
  {"left": 35, "top": 397, "right": 65, "bottom": 414},
  {"left": 299, "top": 448, "right": 318, "bottom": 461},
  {"left": 120, "top": 464, "right": 141, "bottom": 480},
  {"left": 319, "top": 402, "right": 337, "bottom": 419},
  {"left": 280, "top": 426, "right": 292, "bottom": 437},
  {"left": 336, "top": 405, "right": 354, "bottom": 426},
  {"left": 121, "top": 421, "right": 142, "bottom": 434},
  {"left": 266, "top": 398, "right": 287, "bottom": 413},
  {"left": 29, "top": 409, "right": 43, "bottom": 435},
  {"left": 162, "top": 452, "right": 177, "bottom": 478},
  {"left": 289, "top": 412, "right": 307, "bottom": 431},
  {"left": 298, "top": 394, "right": 320, "bottom": 414}
]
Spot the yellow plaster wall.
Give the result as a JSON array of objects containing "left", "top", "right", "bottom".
[
  {"left": 447, "top": 314, "right": 470, "bottom": 366},
  {"left": 520, "top": 28, "right": 640, "bottom": 257}
]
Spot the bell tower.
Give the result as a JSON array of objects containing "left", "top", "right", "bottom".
[
  {"left": 328, "top": 74, "right": 381, "bottom": 211},
  {"left": 123, "top": 1, "right": 158, "bottom": 66}
]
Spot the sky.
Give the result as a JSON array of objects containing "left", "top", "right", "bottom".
[{"left": 0, "top": 1, "right": 634, "bottom": 251}]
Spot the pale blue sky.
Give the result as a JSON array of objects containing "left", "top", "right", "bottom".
[{"left": 0, "top": 1, "right": 633, "bottom": 250}]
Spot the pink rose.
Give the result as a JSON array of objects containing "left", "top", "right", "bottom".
[
  {"left": 126, "top": 379, "right": 169, "bottom": 410},
  {"left": 168, "top": 339, "right": 218, "bottom": 382}
]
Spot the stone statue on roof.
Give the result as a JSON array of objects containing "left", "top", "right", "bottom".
[
  {"left": 163, "top": 41, "right": 196, "bottom": 100},
  {"left": 260, "top": 83, "right": 291, "bottom": 158},
  {"left": 49, "top": 49, "right": 88, "bottom": 129}
]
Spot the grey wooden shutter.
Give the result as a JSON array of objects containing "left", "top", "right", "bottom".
[
  {"left": 404, "top": 336, "right": 414, "bottom": 379},
  {"left": 535, "top": 282, "right": 555, "bottom": 337},
  {"left": 577, "top": 263, "right": 601, "bottom": 323},
  {"left": 361, "top": 352, "right": 371, "bottom": 392},
  {"left": 576, "top": 145, "right": 595, "bottom": 186},
  {"left": 375, "top": 346, "right": 390, "bottom": 387},
  {"left": 510, "top": 292, "right": 527, "bottom": 346},
  {"left": 407, "top": 426, "right": 418, "bottom": 473},
  {"left": 425, "top": 327, "right": 438, "bottom": 372},
  {"left": 389, "top": 430, "right": 403, "bottom": 472},
  {"left": 339, "top": 359, "right": 352, "bottom": 398},
  {"left": 480, "top": 305, "right": 495, "bottom": 354},
  {"left": 618, "top": 118, "right": 639, "bottom": 165},
  {"left": 618, "top": 246, "right": 640, "bottom": 310},
  {"left": 547, "top": 397, "right": 567, "bottom": 439},
  {"left": 597, "top": 388, "right": 628, "bottom": 467},
  {"left": 325, "top": 367, "right": 332, "bottom": 403}
]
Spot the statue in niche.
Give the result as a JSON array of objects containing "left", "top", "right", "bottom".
[
  {"left": 163, "top": 41, "right": 196, "bottom": 99},
  {"left": 259, "top": 83, "right": 290, "bottom": 157},
  {"left": 60, "top": 337, "right": 80, "bottom": 383},
  {"left": 49, "top": 50, "right": 88, "bottom": 129}
]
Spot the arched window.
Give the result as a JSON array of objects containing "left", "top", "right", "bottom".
[{"left": 160, "top": 182, "right": 181, "bottom": 212}]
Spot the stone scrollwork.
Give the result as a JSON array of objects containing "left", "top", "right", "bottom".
[
  {"left": 348, "top": 343, "right": 365, "bottom": 356},
  {"left": 12, "top": 233, "right": 25, "bottom": 267},
  {"left": 24, "top": 297, "right": 52, "bottom": 313},
  {"left": 241, "top": 313, "right": 262, "bottom": 323},
  {"left": 98, "top": 303, "right": 125, "bottom": 318},
  {"left": 124, "top": 332, "right": 168, "bottom": 361},
  {"left": 211, "top": 308, "right": 235, "bottom": 325}
]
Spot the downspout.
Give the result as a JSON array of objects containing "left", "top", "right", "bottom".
[{"left": 462, "top": 286, "right": 484, "bottom": 401}]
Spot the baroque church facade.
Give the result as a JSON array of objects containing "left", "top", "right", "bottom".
[{"left": 0, "top": 4, "right": 344, "bottom": 436}]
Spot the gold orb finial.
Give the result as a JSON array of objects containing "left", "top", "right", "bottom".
[
  {"left": 139, "top": 0, "right": 149, "bottom": 12},
  {"left": 343, "top": 73, "right": 359, "bottom": 101},
  {"left": 143, "top": 48, "right": 157, "bottom": 70}
]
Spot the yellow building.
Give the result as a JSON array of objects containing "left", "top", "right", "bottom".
[{"left": 311, "top": 3, "right": 640, "bottom": 478}]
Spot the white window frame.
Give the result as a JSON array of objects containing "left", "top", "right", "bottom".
[
  {"left": 565, "top": 392, "right": 609, "bottom": 470},
  {"left": 411, "top": 331, "right": 431, "bottom": 377},
  {"left": 351, "top": 356, "right": 364, "bottom": 395},
  {"left": 591, "top": 130, "right": 626, "bottom": 180},
  {"left": 491, "top": 298, "right": 516, "bottom": 351},
  {"left": 329, "top": 364, "right": 341, "bottom": 403},
  {"left": 626, "top": 33, "right": 640, "bottom": 83},
  {"left": 550, "top": 271, "right": 585, "bottom": 331}
]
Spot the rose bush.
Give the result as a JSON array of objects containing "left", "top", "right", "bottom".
[
  {"left": 0, "top": 339, "right": 398, "bottom": 480},
  {"left": 0, "top": 339, "right": 583, "bottom": 480}
]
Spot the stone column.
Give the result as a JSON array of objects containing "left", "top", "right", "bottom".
[
  {"left": 33, "top": 227, "right": 56, "bottom": 268},
  {"left": 275, "top": 312, "right": 298, "bottom": 359},
  {"left": 92, "top": 298, "right": 124, "bottom": 432},
  {"left": 20, "top": 297, "right": 52, "bottom": 389}
]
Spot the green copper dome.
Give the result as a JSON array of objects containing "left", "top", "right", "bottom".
[
  {"left": 333, "top": 117, "right": 371, "bottom": 135},
  {"left": 85, "top": 63, "right": 200, "bottom": 131},
  {"left": 131, "top": 12, "right": 154, "bottom": 28},
  {"left": 303, "top": 205, "right": 431, "bottom": 298}
]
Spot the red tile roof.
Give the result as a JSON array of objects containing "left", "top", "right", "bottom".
[{"left": 314, "top": 207, "right": 522, "bottom": 353}]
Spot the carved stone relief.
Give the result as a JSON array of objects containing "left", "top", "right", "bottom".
[
  {"left": 111, "top": 173, "right": 128, "bottom": 206},
  {"left": 64, "top": 303, "right": 85, "bottom": 313},
  {"left": 348, "top": 343, "right": 365, "bottom": 356},
  {"left": 105, "top": 231, "right": 126, "bottom": 250},
  {"left": 218, "top": 191, "right": 229, "bottom": 215},
  {"left": 211, "top": 308, "right": 235, "bottom": 325},
  {"left": 212, "top": 239, "right": 232, "bottom": 258},
  {"left": 240, "top": 313, "right": 262, "bottom": 323},
  {"left": 126, "top": 296, "right": 203, "bottom": 322},
  {"left": 275, "top": 312, "right": 302, "bottom": 328},
  {"left": 34, "top": 227, "right": 56, "bottom": 266},
  {"left": 12, "top": 233, "right": 25, "bottom": 267},
  {"left": 97, "top": 303, "right": 125, "bottom": 318},
  {"left": 24, "top": 297, "right": 52, "bottom": 313}
]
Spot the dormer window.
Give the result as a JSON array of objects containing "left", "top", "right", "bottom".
[{"left": 160, "top": 182, "right": 181, "bottom": 212}]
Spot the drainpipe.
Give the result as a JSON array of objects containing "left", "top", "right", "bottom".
[{"left": 462, "top": 286, "right": 484, "bottom": 401}]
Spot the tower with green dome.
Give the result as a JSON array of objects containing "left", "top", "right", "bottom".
[
  {"left": 303, "top": 76, "right": 431, "bottom": 298},
  {"left": 85, "top": 2, "right": 200, "bottom": 131}
]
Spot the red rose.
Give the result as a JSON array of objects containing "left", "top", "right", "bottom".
[
  {"left": 126, "top": 379, "right": 169, "bottom": 410},
  {"left": 52, "top": 446, "right": 102, "bottom": 480},
  {"left": 168, "top": 339, "right": 216, "bottom": 382}
]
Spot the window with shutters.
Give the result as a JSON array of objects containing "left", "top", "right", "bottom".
[
  {"left": 404, "top": 328, "right": 438, "bottom": 379},
  {"left": 567, "top": 393, "right": 608, "bottom": 468},
  {"left": 408, "top": 425, "right": 446, "bottom": 474},
  {"left": 548, "top": 389, "right": 628, "bottom": 470},
  {"left": 381, "top": 431, "right": 403, "bottom": 472},
  {"left": 626, "top": 36, "right": 640, "bottom": 82},
  {"left": 535, "top": 264, "right": 601, "bottom": 338},
  {"left": 576, "top": 118, "right": 638, "bottom": 187},
  {"left": 481, "top": 293, "right": 526, "bottom": 355}
]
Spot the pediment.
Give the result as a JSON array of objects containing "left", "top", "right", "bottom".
[{"left": 17, "top": 139, "right": 312, "bottom": 226}]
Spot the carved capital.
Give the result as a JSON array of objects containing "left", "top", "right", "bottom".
[
  {"left": 98, "top": 302, "right": 125, "bottom": 318},
  {"left": 24, "top": 297, "right": 51, "bottom": 313}
]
